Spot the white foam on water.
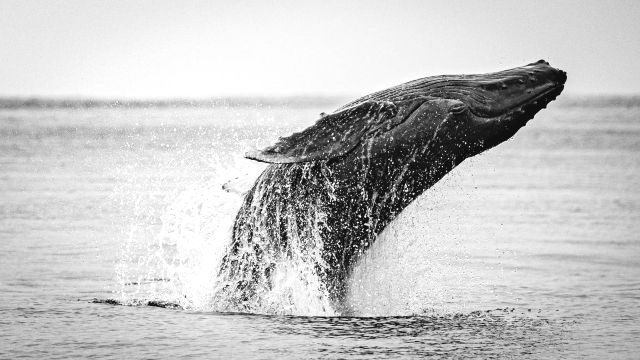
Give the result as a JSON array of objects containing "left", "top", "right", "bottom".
[{"left": 256, "top": 259, "right": 336, "bottom": 316}]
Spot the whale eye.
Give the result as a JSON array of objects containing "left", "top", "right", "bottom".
[{"left": 449, "top": 103, "right": 467, "bottom": 114}]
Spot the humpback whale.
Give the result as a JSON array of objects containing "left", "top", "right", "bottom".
[{"left": 216, "top": 60, "right": 567, "bottom": 310}]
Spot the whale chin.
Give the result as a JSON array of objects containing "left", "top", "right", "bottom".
[{"left": 508, "top": 83, "right": 565, "bottom": 126}]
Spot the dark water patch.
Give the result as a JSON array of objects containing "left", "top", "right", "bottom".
[
  {"left": 90, "top": 298, "right": 183, "bottom": 310},
  {"left": 123, "top": 277, "right": 171, "bottom": 286}
]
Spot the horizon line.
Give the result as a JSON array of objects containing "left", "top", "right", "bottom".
[{"left": 0, "top": 93, "right": 639, "bottom": 109}]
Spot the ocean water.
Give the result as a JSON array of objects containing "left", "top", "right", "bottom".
[{"left": 1, "top": 96, "right": 639, "bottom": 358}]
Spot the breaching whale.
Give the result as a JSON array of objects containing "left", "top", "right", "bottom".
[{"left": 216, "top": 60, "right": 567, "bottom": 310}]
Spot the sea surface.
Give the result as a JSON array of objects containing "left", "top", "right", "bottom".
[{"left": 1, "top": 96, "right": 639, "bottom": 359}]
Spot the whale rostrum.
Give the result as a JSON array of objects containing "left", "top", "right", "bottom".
[{"left": 215, "top": 60, "right": 567, "bottom": 311}]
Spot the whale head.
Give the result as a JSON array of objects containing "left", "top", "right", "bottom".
[{"left": 391, "top": 59, "right": 567, "bottom": 155}]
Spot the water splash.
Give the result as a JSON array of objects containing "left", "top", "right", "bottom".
[
  {"left": 345, "top": 158, "right": 510, "bottom": 316},
  {"left": 115, "top": 160, "right": 339, "bottom": 315},
  {"left": 115, "top": 172, "right": 244, "bottom": 310}
]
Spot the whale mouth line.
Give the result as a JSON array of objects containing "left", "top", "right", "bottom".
[
  {"left": 512, "top": 83, "right": 565, "bottom": 116},
  {"left": 521, "top": 83, "right": 564, "bottom": 107},
  {"left": 469, "top": 83, "right": 565, "bottom": 120}
]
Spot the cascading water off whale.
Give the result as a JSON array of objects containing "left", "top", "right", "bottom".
[{"left": 214, "top": 60, "right": 567, "bottom": 312}]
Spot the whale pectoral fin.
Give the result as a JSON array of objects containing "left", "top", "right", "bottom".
[{"left": 245, "top": 100, "right": 398, "bottom": 163}]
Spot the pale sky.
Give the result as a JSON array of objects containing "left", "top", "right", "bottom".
[{"left": 1, "top": 0, "right": 639, "bottom": 98}]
